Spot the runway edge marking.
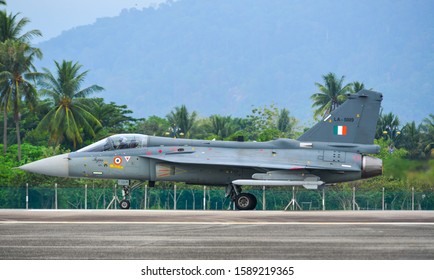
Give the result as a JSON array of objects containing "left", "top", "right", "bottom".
[{"left": 1, "top": 221, "right": 434, "bottom": 225}]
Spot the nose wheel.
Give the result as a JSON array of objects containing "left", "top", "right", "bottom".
[{"left": 119, "top": 199, "right": 131, "bottom": 209}]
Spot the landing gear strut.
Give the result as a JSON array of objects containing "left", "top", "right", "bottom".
[
  {"left": 118, "top": 181, "right": 146, "bottom": 209},
  {"left": 226, "top": 183, "right": 257, "bottom": 210},
  {"left": 119, "top": 186, "right": 131, "bottom": 209}
]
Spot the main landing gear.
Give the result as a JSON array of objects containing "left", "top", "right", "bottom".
[{"left": 226, "top": 183, "right": 257, "bottom": 210}]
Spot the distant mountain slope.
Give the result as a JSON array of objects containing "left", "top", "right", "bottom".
[{"left": 37, "top": 0, "right": 434, "bottom": 123}]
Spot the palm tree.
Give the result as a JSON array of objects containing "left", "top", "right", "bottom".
[
  {"left": 420, "top": 114, "right": 434, "bottom": 158},
  {"left": 311, "top": 72, "right": 352, "bottom": 118},
  {"left": 0, "top": 64, "right": 11, "bottom": 154},
  {"left": 37, "top": 60, "right": 104, "bottom": 149},
  {"left": 375, "top": 111, "right": 401, "bottom": 144},
  {"left": 0, "top": 40, "right": 42, "bottom": 160},
  {"left": 209, "top": 115, "right": 235, "bottom": 139},
  {"left": 0, "top": 10, "right": 41, "bottom": 155},
  {"left": 351, "top": 81, "right": 365, "bottom": 93},
  {"left": 166, "top": 105, "right": 197, "bottom": 138},
  {"left": 277, "top": 108, "right": 297, "bottom": 138},
  {"left": 0, "top": 11, "right": 42, "bottom": 43},
  {"left": 400, "top": 121, "right": 422, "bottom": 159}
]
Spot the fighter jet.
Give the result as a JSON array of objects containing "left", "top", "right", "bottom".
[{"left": 19, "top": 90, "right": 383, "bottom": 210}]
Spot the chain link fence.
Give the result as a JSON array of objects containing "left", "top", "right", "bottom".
[{"left": 1, "top": 184, "right": 434, "bottom": 210}]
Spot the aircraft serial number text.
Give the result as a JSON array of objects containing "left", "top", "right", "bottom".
[{"left": 334, "top": 117, "right": 355, "bottom": 122}]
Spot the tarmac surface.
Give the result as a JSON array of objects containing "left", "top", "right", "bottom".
[{"left": 1, "top": 210, "right": 434, "bottom": 259}]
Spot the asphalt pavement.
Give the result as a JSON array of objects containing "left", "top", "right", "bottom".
[{"left": 0, "top": 210, "right": 433, "bottom": 259}]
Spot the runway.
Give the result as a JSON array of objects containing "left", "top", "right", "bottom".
[{"left": 1, "top": 210, "right": 434, "bottom": 259}]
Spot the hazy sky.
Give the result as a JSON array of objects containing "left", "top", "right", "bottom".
[{"left": 6, "top": 0, "right": 167, "bottom": 43}]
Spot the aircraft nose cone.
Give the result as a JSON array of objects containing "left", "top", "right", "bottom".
[{"left": 19, "top": 154, "right": 70, "bottom": 177}]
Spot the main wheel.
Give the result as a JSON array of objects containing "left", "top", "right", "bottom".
[
  {"left": 119, "top": 199, "right": 131, "bottom": 209},
  {"left": 234, "top": 193, "right": 257, "bottom": 210}
]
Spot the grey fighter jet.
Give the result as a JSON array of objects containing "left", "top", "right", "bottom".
[{"left": 19, "top": 90, "right": 383, "bottom": 210}]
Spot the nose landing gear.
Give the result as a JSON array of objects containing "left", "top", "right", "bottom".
[
  {"left": 106, "top": 181, "right": 145, "bottom": 210},
  {"left": 119, "top": 185, "right": 131, "bottom": 209}
]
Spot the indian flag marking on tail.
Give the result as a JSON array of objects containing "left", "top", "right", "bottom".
[{"left": 334, "top": 125, "right": 347, "bottom": 136}]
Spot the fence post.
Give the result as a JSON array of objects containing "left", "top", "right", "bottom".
[
  {"left": 114, "top": 184, "right": 117, "bottom": 209},
  {"left": 54, "top": 183, "right": 58, "bottom": 209},
  {"left": 203, "top": 186, "right": 206, "bottom": 210},
  {"left": 85, "top": 184, "right": 88, "bottom": 209},
  {"left": 412, "top": 187, "right": 414, "bottom": 211},
  {"left": 144, "top": 184, "right": 148, "bottom": 210},
  {"left": 352, "top": 186, "right": 356, "bottom": 211},
  {"left": 382, "top": 187, "right": 385, "bottom": 210},
  {"left": 174, "top": 184, "right": 177, "bottom": 210},
  {"left": 322, "top": 188, "right": 325, "bottom": 211},
  {"left": 26, "top": 183, "right": 29, "bottom": 210},
  {"left": 262, "top": 186, "right": 266, "bottom": 210}
]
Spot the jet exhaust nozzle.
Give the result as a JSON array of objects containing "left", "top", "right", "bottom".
[{"left": 362, "top": 155, "right": 382, "bottom": 179}]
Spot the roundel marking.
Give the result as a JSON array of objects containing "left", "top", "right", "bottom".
[{"left": 113, "top": 156, "right": 123, "bottom": 165}]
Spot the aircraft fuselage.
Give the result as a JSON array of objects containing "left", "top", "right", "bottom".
[{"left": 65, "top": 136, "right": 380, "bottom": 185}]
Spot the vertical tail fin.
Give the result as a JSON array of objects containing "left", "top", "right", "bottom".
[{"left": 298, "top": 90, "right": 383, "bottom": 144}]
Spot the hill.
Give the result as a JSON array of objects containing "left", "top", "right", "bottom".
[{"left": 36, "top": 0, "right": 434, "bottom": 123}]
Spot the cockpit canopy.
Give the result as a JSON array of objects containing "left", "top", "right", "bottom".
[{"left": 76, "top": 134, "right": 149, "bottom": 152}]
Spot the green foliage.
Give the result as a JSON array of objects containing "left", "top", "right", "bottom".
[
  {"left": 399, "top": 121, "right": 422, "bottom": 159},
  {"left": 311, "top": 72, "right": 352, "bottom": 118},
  {"left": 166, "top": 105, "right": 197, "bottom": 138},
  {"left": 374, "top": 138, "right": 433, "bottom": 190},
  {"left": 420, "top": 115, "right": 434, "bottom": 158},
  {"left": 0, "top": 10, "right": 42, "bottom": 43},
  {"left": 90, "top": 97, "right": 139, "bottom": 142},
  {"left": 136, "top": 115, "right": 170, "bottom": 136},
  {"left": 376, "top": 111, "right": 401, "bottom": 142},
  {"left": 248, "top": 103, "right": 279, "bottom": 131},
  {"left": 277, "top": 108, "right": 298, "bottom": 138},
  {"left": 0, "top": 39, "right": 42, "bottom": 160},
  {"left": 187, "top": 117, "right": 210, "bottom": 140},
  {"left": 257, "top": 128, "right": 281, "bottom": 142},
  {"left": 375, "top": 112, "right": 434, "bottom": 160},
  {"left": 350, "top": 81, "right": 365, "bottom": 93},
  {"left": 0, "top": 143, "right": 45, "bottom": 186},
  {"left": 242, "top": 104, "right": 298, "bottom": 141},
  {"left": 0, "top": 9, "right": 42, "bottom": 159},
  {"left": 37, "top": 60, "right": 104, "bottom": 149},
  {"left": 208, "top": 115, "right": 236, "bottom": 140},
  {"left": 375, "top": 138, "right": 408, "bottom": 161},
  {"left": 406, "top": 160, "right": 434, "bottom": 190}
]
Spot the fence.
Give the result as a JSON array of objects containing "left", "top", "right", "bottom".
[{"left": 1, "top": 184, "right": 434, "bottom": 210}]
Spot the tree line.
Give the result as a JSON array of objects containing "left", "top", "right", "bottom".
[{"left": 1, "top": 1, "right": 433, "bottom": 196}]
